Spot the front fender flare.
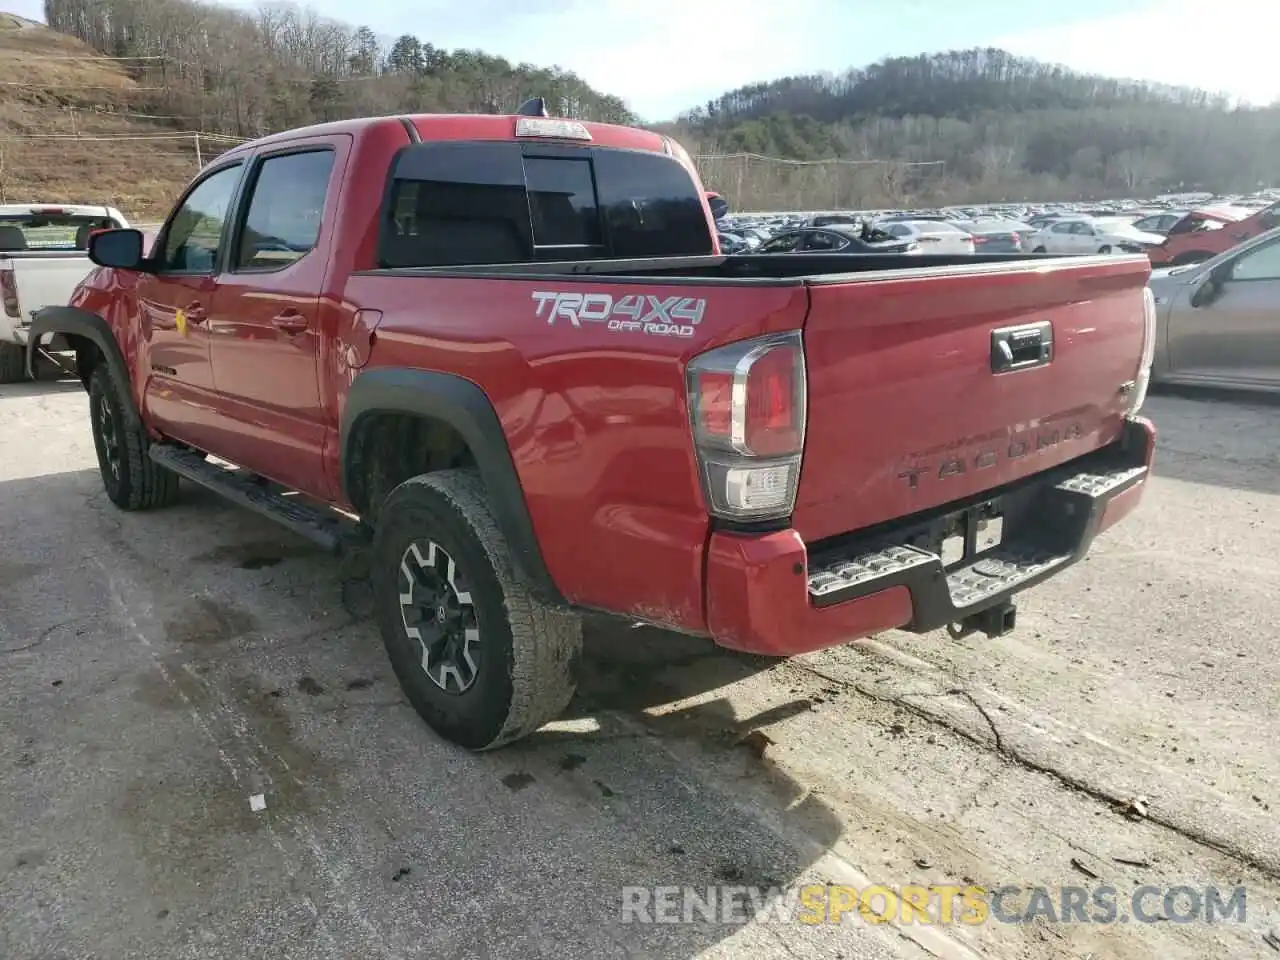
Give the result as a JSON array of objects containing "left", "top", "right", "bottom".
[
  {"left": 340, "top": 367, "right": 560, "bottom": 602},
  {"left": 26, "top": 306, "right": 140, "bottom": 425}
]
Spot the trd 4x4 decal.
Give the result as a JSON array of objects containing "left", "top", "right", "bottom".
[{"left": 531, "top": 291, "right": 706, "bottom": 338}]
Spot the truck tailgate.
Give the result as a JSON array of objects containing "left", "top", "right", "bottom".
[
  {"left": 793, "top": 256, "right": 1150, "bottom": 543},
  {"left": 9, "top": 255, "right": 94, "bottom": 322}
]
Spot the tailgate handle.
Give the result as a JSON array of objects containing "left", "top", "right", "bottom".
[{"left": 991, "top": 321, "right": 1053, "bottom": 373}]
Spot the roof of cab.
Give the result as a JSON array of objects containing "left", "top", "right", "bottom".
[{"left": 217, "top": 112, "right": 668, "bottom": 161}]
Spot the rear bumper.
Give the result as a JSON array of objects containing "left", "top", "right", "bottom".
[{"left": 705, "top": 417, "right": 1156, "bottom": 656}]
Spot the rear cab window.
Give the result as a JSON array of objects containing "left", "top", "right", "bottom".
[
  {"left": 378, "top": 141, "right": 714, "bottom": 268},
  {"left": 0, "top": 209, "right": 123, "bottom": 252}
]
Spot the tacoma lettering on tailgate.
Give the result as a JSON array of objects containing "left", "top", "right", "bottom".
[
  {"left": 897, "top": 422, "right": 1084, "bottom": 490},
  {"left": 531, "top": 291, "right": 705, "bottom": 338}
]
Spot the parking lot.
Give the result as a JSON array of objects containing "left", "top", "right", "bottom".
[{"left": 2, "top": 380, "right": 1279, "bottom": 960}]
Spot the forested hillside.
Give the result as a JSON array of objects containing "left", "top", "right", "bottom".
[
  {"left": 22, "top": 3, "right": 1280, "bottom": 211},
  {"left": 672, "top": 49, "right": 1280, "bottom": 209},
  {"left": 43, "top": 0, "right": 633, "bottom": 139}
]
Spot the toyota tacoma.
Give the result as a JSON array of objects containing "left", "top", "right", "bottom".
[{"left": 29, "top": 106, "right": 1157, "bottom": 750}]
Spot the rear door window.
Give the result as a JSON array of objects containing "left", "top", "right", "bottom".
[{"left": 233, "top": 149, "right": 335, "bottom": 271}]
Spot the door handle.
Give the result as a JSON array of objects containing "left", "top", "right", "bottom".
[{"left": 271, "top": 310, "right": 309, "bottom": 334}]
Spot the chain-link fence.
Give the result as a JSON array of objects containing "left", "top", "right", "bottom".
[
  {"left": 692, "top": 153, "right": 948, "bottom": 213},
  {"left": 0, "top": 131, "right": 246, "bottom": 221}
]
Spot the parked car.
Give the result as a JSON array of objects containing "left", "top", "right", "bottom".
[
  {"left": 877, "top": 219, "right": 976, "bottom": 255},
  {"left": 1148, "top": 203, "right": 1280, "bottom": 266},
  {"left": 949, "top": 219, "right": 1034, "bottom": 253},
  {"left": 1131, "top": 210, "right": 1191, "bottom": 236},
  {"left": 29, "top": 109, "right": 1155, "bottom": 750},
  {"left": 808, "top": 214, "right": 861, "bottom": 227},
  {"left": 1148, "top": 224, "right": 1280, "bottom": 392},
  {"left": 1029, "top": 216, "right": 1163, "bottom": 255},
  {"left": 1026, "top": 212, "right": 1070, "bottom": 229},
  {"left": 0, "top": 203, "right": 130, "bottom": 381},
  {"left": 755, "top": 225, "right": 916, "bottom": 255}
]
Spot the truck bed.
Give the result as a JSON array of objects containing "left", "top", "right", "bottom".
[{"left": 356, "top": 251, "right": 1115, "bottom": 284}]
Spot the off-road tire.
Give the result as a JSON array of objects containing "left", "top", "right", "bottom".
[
  {"left": 88, "top": 364, "right": 181, "bottom": 510},
  {"left": 372, "top": 468, "right": 581, "bottom": 750},
  {"left": 0, "top": 343, "right": 27, "bottom": 383}
]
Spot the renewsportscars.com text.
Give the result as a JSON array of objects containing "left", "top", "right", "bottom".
[{"left": 619, "top": 884, "right": 1248, "bottom": 926}]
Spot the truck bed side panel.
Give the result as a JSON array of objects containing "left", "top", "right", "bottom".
[{"left": 341, "top": 272, "right": 810, "bottom": 631}]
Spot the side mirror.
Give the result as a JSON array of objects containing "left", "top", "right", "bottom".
[
  {"left": 88, "top": 228, "right": 150, "bottom": 271},
  {"left": 1189, "top": 263, "right": 1230, "bottom": 308}
]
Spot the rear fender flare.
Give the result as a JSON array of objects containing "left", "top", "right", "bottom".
[
  {"left": 340, "top": 367, "right": 560, "bottom": 602},
  {"left": 25, "top": 306, "right": 139, "bottom": 425}
]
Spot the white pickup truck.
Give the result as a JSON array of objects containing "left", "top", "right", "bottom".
[{"left": 0, "top": 203, "right": 130, "bottom": 382}]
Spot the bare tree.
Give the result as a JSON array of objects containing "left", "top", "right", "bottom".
[{"left": 43, "top": 0, "right": 634, "bottom": 139}]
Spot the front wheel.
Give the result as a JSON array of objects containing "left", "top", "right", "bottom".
[
  {"left": 87, "top": 364, "right": 180, "bottom": 510},
  {"left": 1032, "top": 245, "right": 1046, "bottom": 253},
  {"left": 372, "top": 468, "right": 582, "bottom": 750},
  {"left": 1098, "top": 245, "right": 1112, "bottom": 254}
]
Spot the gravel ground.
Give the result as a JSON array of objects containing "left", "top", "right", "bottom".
[{"left": 2, "top": 381, "right": 1278, "bottom": 960}]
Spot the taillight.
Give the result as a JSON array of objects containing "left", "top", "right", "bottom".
[
  {"left": 1129, "top": 286, "right": 1158, "bottom": 416},
  {"left": 686, "top": 331, "right": 806, "bottom": 521},
  {"left": 0, "top": 266, "right": 18, "bottom": 319},
  {"left": 972, "top": 235, "right": 988, "bottom": 245}
]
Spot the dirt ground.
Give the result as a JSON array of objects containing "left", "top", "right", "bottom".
[{"left": 2, "top": 380, "right": 1279, "bottom": 960}]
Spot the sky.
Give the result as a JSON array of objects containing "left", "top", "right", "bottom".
[{"left": 6, "top": 0, "right": 1277, "bottom": 121}]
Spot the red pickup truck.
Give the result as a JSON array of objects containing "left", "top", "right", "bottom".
[{"left": 29, "top": 109, "right": 1157, "bottom": 750}]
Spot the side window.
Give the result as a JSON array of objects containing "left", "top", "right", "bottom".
[
  {"left": 1050, "top": 222, "right": 1074, "bottom": 234},
  {"left": 803, "top": 232, "right": 837, "bottom": 251},
  {"left": 523, "top": 157, "right": 601, "bottom": 249},
  {"left": 234, "top": 150, "right": 335, "bottom": 270},
  {"left": 1230, "top": 240, "right": 1280, "bottom": 281},
  {"left": 758, "top": 232, "right": 800, "bottom": 254},
  {"left": 159, "top": 164, "right": 242, "bottom": 273},
  {"left": 1071, "top": 222, "right": 1095, "bottom": 235},
  {"left": 885, "top": 224, "right": 910, "bottom": 238}
]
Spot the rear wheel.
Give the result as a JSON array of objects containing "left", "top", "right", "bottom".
[
  {"left": 87, "top": 364, "right": 181, "bottom": 510},
  {"left": 1098, "top": 245, "right": 1112, "bottom": 254},
  {"left": 1032, "top": 245, "right": 1046, "bottom": 253},
  {"left": 0, "top": 342, "right": 27, "bottom": 383},
  {"left": 372, "top": 468, "right": 582, "bottom": 750}
]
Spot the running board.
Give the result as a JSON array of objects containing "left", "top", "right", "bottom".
[{"left": 148, "top": 444, "right": 358, "bottom": 554}]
